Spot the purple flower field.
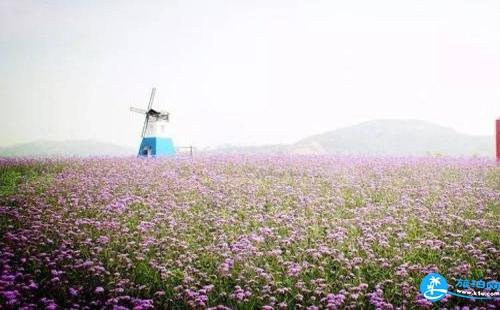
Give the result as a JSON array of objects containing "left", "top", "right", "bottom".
[{"left": 0, "top": 156, "right": 499, "bottom": 309}]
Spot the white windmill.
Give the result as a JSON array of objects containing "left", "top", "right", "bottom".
[{"left": 130, "top": 88, "right": 175, "bottom": 156}]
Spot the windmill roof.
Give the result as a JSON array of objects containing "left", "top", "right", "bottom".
[{"left": 147, "top": 109, "right": 161, "bottom": 115}]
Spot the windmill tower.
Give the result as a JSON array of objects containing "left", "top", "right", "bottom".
[{"left": 130, "top": 88, "right": 175, "bottom": 157}]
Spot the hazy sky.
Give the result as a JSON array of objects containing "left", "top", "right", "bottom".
[{"left": 1, "top": 0, "right": 499, "bottom": 148}]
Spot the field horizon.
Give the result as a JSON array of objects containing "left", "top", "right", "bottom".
[{"left": 0, "top": 119, "right": 496, "bottom": 158}]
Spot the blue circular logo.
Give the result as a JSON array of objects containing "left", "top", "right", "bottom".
[{"left": 420, "top": 273, "right": 448, "bottom": 302}]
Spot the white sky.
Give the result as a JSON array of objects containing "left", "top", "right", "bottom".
[{"left": 1, "top": 0, "right": 499, "bottom": 148}]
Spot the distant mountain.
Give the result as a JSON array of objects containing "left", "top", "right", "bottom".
[
  {"left": 1, "top": 120, "right": 495, "bottom": 158},
  {"left": 214, "top": 120, "right": 495, "bottom": 157},
  {"left": 0, "top": 140, "right": 136, "bottom": 157},
  {"left": 291, "top": 119, "right": 493, "bottom": 156}
]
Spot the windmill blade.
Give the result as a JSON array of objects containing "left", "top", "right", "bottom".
[
  {"left": 130, "top": 107, "right": 148, "bottom": 114},
  {"left": 140, "top": 115, "right": 150, "bottom": 138},
  {"left": 140, "top": 87, "right": 155, "bottom": 138},
  {"left": 147, "top": 87, "right": 156, "bottom": 110}
]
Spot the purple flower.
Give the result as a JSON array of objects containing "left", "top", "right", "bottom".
[
  {"left": 97, "top": 236, "right": 110, "bottom": 244},
  {"left": 0, "top": 156, "right": 498, "bottom": 309},
  {"left": 2, "top": 290, "right": 18, "bottom": 301},
  {"left": 69, "top": 287, "right": 79, "bottom": 297},
  {"left": 95, "top": 286, "right": 105, "bottom": 294}
]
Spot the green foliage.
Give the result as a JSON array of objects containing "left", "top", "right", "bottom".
[{"left": 0, "top": 167, "right": 23, "bottom": 196}]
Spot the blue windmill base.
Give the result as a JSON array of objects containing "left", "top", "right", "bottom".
[{"left": 138, "top": 137, "right": 176, "bottom": 157}]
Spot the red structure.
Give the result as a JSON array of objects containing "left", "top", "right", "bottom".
[{"left": 497, "top": 119, "right": 500, "bottom": 161}]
